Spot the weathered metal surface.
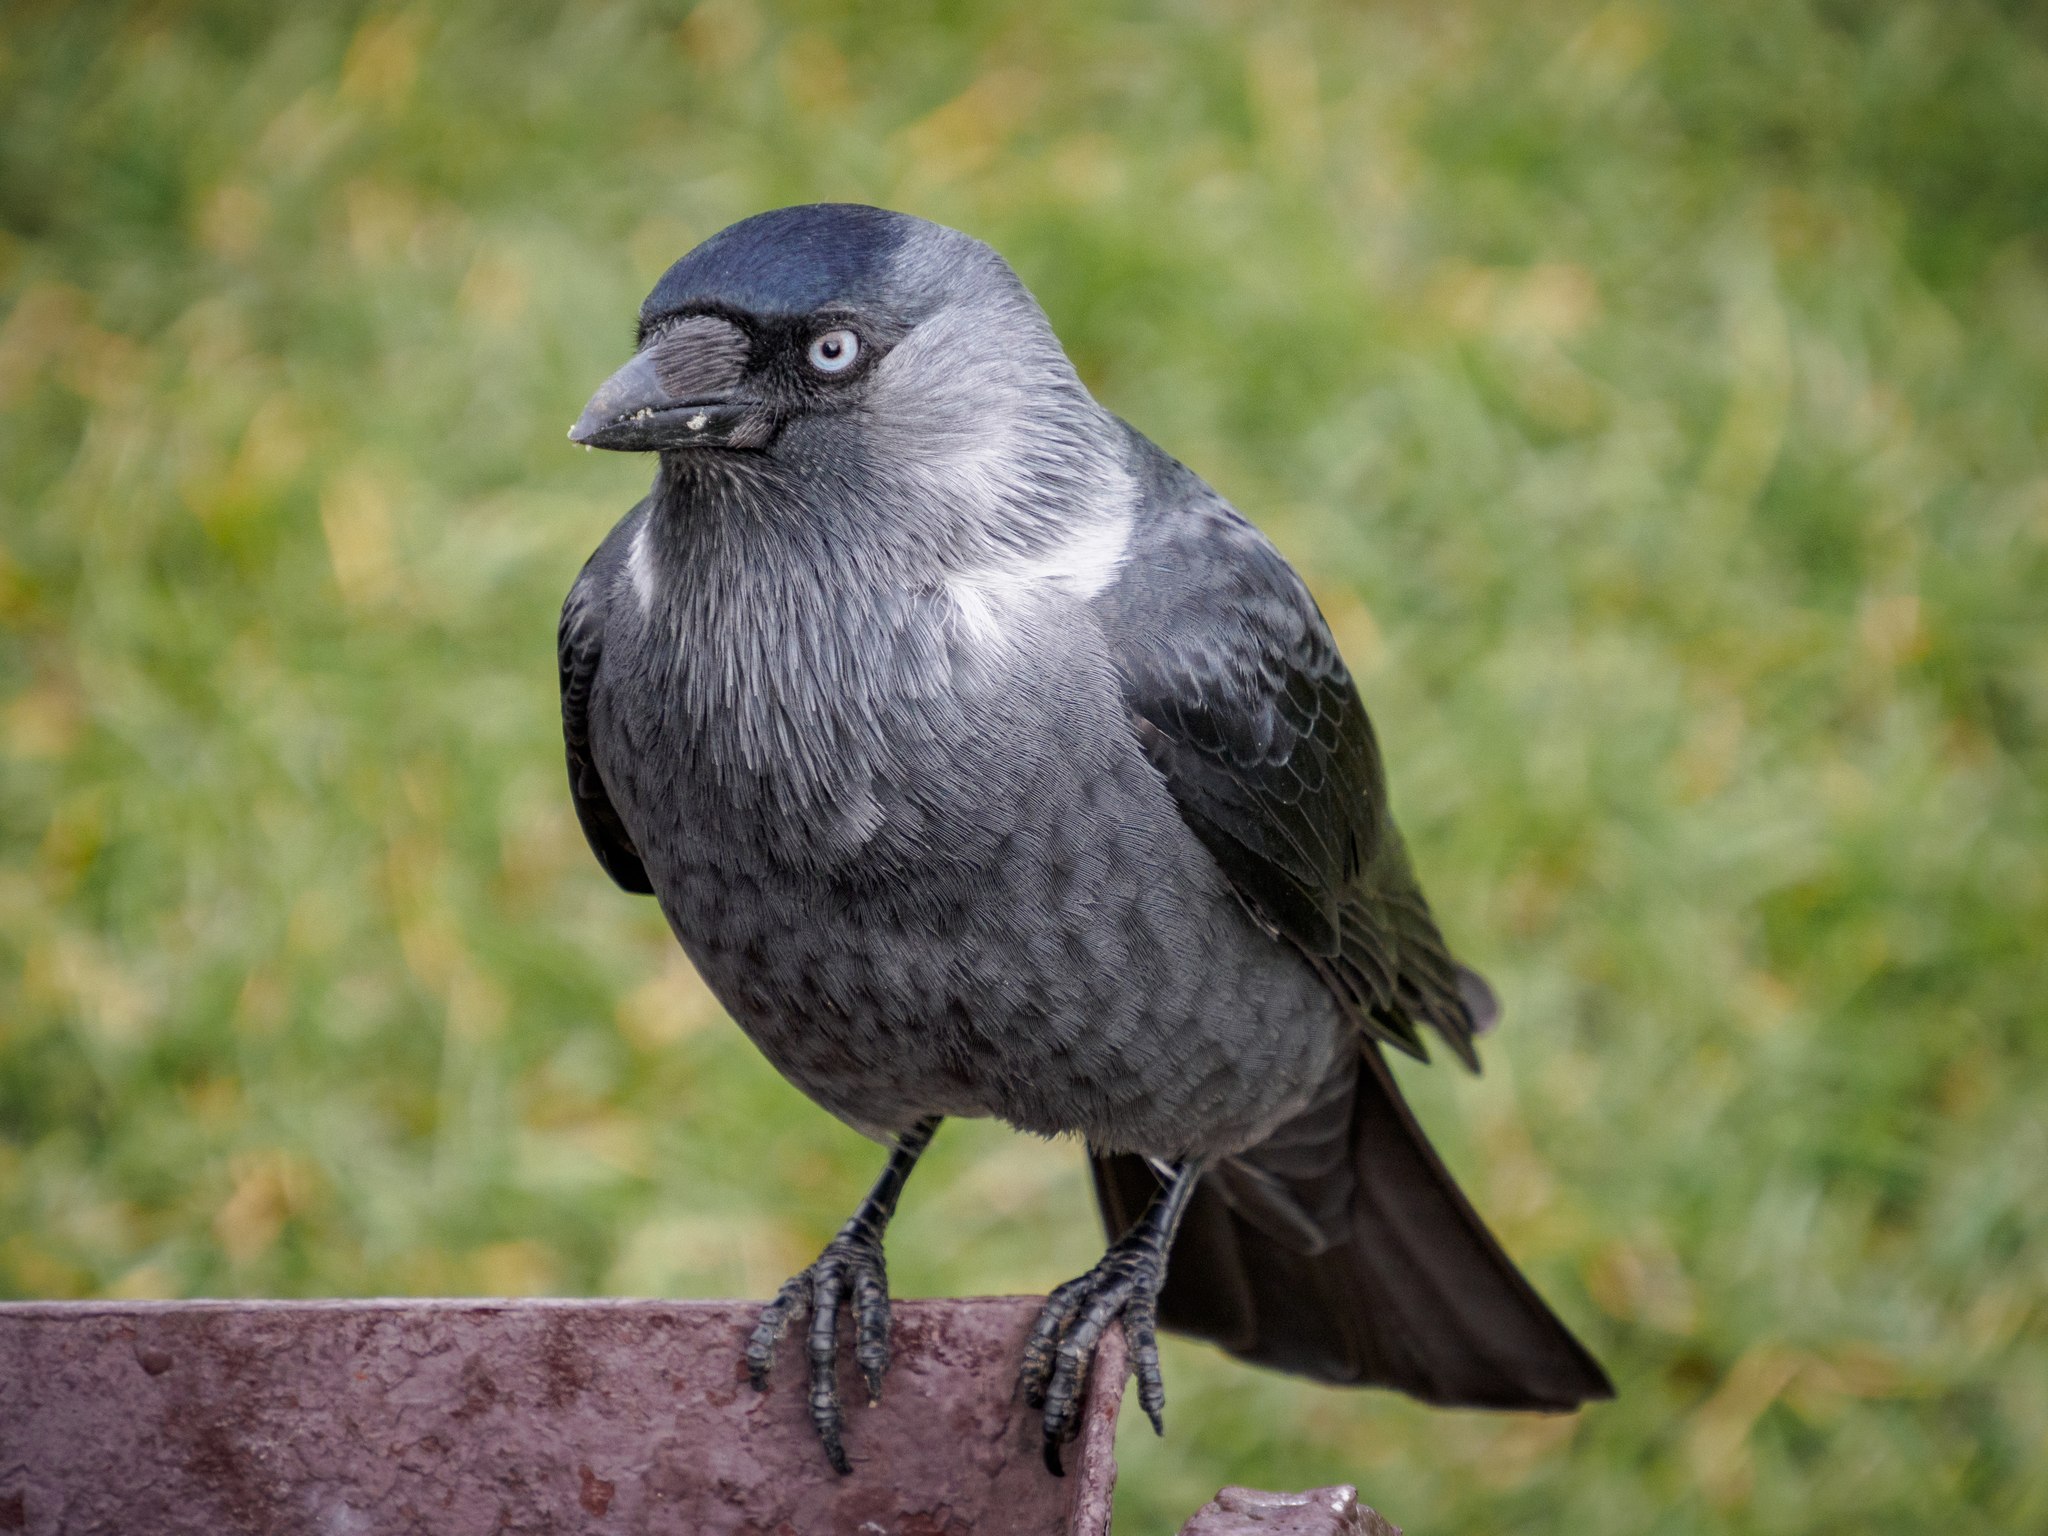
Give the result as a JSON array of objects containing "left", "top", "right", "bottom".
[
  {"left": 0, "top": 1296, "right": 1126, "bottom": 1536},
  {"left": 1176, "top": 1485, "right": 1400, "bottom": 1536}
]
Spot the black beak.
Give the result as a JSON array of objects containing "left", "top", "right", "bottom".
[{"left": 568, "top": 315, "right": 775, "bottom": 452}]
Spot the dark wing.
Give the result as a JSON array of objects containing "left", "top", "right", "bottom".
[
  {"left": 1097, "top": 454, "right": 1487, "bottom": 1067},
  {"left": 559, "top": 507, "right": 654, "bottom": 896}
]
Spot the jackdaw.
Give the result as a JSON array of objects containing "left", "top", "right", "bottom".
[{"left": 560, "top": 203, "right": 1612, "bottom": 1475}]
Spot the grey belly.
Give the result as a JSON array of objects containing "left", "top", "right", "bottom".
[
  {"left": 643, "top": 745, "right": 1342, "bottom": 1159},
  {"left": 603, "top": 639, "right": 1347, "bottom": 1158}
]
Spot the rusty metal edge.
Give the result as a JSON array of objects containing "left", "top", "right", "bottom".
[
  {"left": 0, "top": 1295, "right": 757, "bottom": 1316},
  {"left": 5, "top": 1299, "right": 1396, "bottom": 1534},
  {"left": 1, "top": 1296, "right": 1131, "bottom": 1533},
  {"left": 1065, "top": 1318, "right": 1129, "bottom": 1536}
]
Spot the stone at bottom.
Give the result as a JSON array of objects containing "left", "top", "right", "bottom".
[{"left": 1177, "top": 1483, "right": 1402, "bottom": 1536}]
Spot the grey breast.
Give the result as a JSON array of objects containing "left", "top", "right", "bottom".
[{"left": 596, "top": 537, "right": 1345, "bottom": 1156}]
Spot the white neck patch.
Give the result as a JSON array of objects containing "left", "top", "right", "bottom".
[
  {"left": 946, "top": 511, "right": 1133, "bottom": 646},
  {"left": 627, "top": 521, "right": 658, "bottom": 615}
]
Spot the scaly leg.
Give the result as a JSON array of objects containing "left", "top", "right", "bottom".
[
  {"left": 745, "top": 1116, "right": 941, "bottom": 1474},
  {"left": 1021, "top": 1158, "right": 1200, "bottom": 1475}
]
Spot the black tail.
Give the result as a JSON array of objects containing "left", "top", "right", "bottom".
[{"left": 1091, "top": 1047, "right": 1612, "bottom": 1409}]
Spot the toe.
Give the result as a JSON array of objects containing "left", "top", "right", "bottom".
[
  {"left": 852, "top": 1260, "right": 892, "bottom": 1404},
  {"left": 745, "top": 1272, "right": 811, "bottom": 1390},
  {"left": 1127, "top": 1293, "right": 1166, "bottom": 1436},
  {"left": 1019, "top": 1277, "right": 1088, "bottom": 1408},
  {"left": 806, "top": 1259, "right": 852, "bottom": 1474},
  {"left": 1037, "top": 1296, "right": 1114, "bottom": 1470}
]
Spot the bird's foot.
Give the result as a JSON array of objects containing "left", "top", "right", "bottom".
[
  {"left": 745, "top": 1221, "right": 893, "bottom": 1476},
  {"left": 1020, "top": 1234, "right": 1169, "bottom": 1476}
]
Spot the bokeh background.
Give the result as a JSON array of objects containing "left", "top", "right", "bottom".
[{"left": 4, "top": 1, "right": 2046, "bottom": 1529}]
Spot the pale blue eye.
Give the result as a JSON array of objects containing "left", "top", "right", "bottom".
[{"left": 807, "top": 329, "right": 859, "bottom": 374}]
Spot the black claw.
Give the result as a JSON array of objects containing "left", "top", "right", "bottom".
[{"left": 746, "top": 1226, "right": 892, "bottom": 1476}]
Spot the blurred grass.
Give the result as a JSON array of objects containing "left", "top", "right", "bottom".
[{"left": 3, "top": 0, "right": 2046, "bottom": 1529}]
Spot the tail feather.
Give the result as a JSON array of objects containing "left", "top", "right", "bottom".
[{"left": 1091, "top": 1047, "right": 1612, "bottom": 1409}]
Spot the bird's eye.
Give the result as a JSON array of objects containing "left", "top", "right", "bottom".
[{"left": 807, "top": 328, "right": 860, "bottom": 374}]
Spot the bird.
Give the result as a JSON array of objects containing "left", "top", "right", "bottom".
[{"left": 559, "top": 203, "right": 1612, "bottom": 1477}]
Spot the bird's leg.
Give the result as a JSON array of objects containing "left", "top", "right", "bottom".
[
  {"left": 745, "top": 1116, "right": 941, "bottom": 1475},
  {"left": 1021, "top": 1158, "right": 1201, "bottom": 1475}
]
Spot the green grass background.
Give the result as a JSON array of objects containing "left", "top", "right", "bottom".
[{"left": 4, "top": 1, "right": 2045, "bottom": 1529}]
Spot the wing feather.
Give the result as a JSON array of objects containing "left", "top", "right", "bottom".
[
  {"left": 559, "top": 508, "right": 655, "bottom": 896},
  {"left": 1098, "top": 450, "right": 1484, "bottom": 1066}
]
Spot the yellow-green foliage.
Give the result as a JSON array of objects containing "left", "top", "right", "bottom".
[{"left": 3, "top": 3, "right": 2045, "bottom": 1529}]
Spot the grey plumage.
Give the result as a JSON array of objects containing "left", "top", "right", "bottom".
[{"left": 560, "top": 203, "right": 1610, "bottom": 1473}]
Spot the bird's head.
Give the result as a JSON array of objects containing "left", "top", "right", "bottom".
[{"left": 571, "top": 205, "right": 1123, "bottom": 551}]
